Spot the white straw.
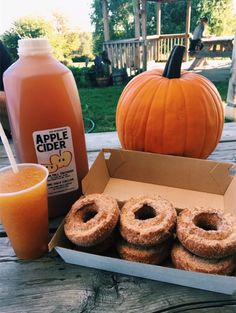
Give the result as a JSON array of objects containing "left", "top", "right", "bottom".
[{"left": 0, "top": 122, "right": 19, "bottom": 173}]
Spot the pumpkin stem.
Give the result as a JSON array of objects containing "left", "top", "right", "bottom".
[{"left": 162, "top": 45, "right": 186, "bottom": 79}]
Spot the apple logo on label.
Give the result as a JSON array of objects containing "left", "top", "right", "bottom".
[{"left": 43, "top": 151, "right": 73, "bottom": 173}]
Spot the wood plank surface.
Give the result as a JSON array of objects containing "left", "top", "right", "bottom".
[
  {"left": 1, "top": 123, "right": 235, "bottom": 161},
  {"left": 0, "top": 238, "right": 236, "bottom": 313},
  {"left": 86, "top": 127, "right": 235, "bottom": 151},
  {"left": 220, "top": 123, "right": 236, "bottom": 142},
  {"left": 1, "top": 124, "right": 236, "bottom": 312}
]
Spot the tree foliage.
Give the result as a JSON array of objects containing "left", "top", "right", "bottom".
[
  {"left": 91, "top": 0, "right": 135, "bottom": 53},
  {"left": 77, "top": 32, "right": 93, "bottom": 58},
  {"left": 195, "top": 0, "right": 235, "bottom": 36},
  {"left": 90, "top": 0, "right": 104, "bottom": 54},
  {"left": 1, "top": 17, "right": 54, "bottom": 60},
  {"left": 1, "top": 15, "right": 94, "bottom": 62},
  {"left": 160, "top": 0, "right": 235, "bottom": 36},
  {"left": 91, "top": 0, "right": 236, "bottom": 53}
]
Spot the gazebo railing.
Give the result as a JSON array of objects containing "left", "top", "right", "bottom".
[
  {"left": 147, "top": 33, "right": 186, "bottom": 62},
  {"left": 103, "top": 38, "right": 146, "bottom": 73},
  {"left": 103, "top": 33, "right": 186, "bottom": 73}
]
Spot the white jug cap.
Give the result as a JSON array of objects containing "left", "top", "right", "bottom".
[{"left": 18, "top": 38, "right": 52, "bottom": 56}]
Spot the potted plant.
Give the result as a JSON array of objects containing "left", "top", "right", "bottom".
[
  {"left": 94, "top": 53, "right": 111, "bottom": 87},
  {"left": 112, "top": 68, "right": 127, "bottom": 85}
]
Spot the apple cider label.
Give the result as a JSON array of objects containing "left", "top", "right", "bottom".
[{"left": 33, "top": 127, "right": 79, "bottom": 196}]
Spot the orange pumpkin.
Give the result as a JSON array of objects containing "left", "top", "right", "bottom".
[{"left": 116, "top": 46, "right": 224, "bottom": 158}]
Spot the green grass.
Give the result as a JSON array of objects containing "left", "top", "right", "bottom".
[
  {"left": 79, "top": 80, "right": 229, "bottom": 133},
  {"left": 79, "top": 85, "right": 125, "bottom": 132},
  {"left": 213, "top": 81, "right": 228, "bottom": 102}
]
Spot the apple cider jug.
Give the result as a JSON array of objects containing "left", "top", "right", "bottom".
[{"left": 3, "top": 38, "right": 89, "bottom": 217}]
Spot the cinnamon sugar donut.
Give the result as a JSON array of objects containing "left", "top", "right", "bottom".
[
  {"left": 171, "top": 243, "right": 235, "bottom": 275},
  {"left": 177, "top": 207, "right": 236, "bottom": 259},
  {"left": 64, "top": 194, "right": 119, "bottom": 247},
  {"left": 120, "top": 195, "right": 177, "bottom": 246},
  {"left": 76, "top": 229, "right": 117, "bottom": 254},
  {"left": 117, "top": 238, "right": 172, "bottom": 264}
]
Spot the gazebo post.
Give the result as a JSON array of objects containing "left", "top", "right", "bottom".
[
  {"left": 156, "top": 1, "right": 161, "bottom": 61},
  {"left": 185, "top": 0, "right": 191, "bottom": 61},
  {"left": 102, "top": 0, "right": 110, "bottom": 42},
  {"left": 133, "top": 0, "right": 141, "bottom": 38},
  {"left": 225, "top": 30, "right": 236, "bottom": 121},
  {"left": 141, "top": 0, "right": 147, "bottom": 71}
]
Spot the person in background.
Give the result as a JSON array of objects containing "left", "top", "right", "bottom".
[
  {"left": 189, "top": 17, "right": 209, "bottom": 53},
  {"left": 0, "top": 40, "right": 12, "bottom": 138}
]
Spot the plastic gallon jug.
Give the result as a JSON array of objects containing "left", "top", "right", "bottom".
[{"left": 3, "top": 38, "right": 89, "bottom": 217}]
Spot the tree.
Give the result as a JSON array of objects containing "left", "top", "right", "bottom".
[
  {"left": 50, "top": 14, "right": 79, "bottom": 62},
  {"left": 192, "top": 0, "right": 235, "bottom": 36},
  {"left": 1, "top": 17, "right": 54, "bottom": 60},
  {"left": 160, "top": 0, "right": 235, "bottom": 36},
  {"left": 109, "top": 0, "right": 134, "bottom": 39},
  {"left": 1, "top": 15, "right": 94, "bottom": 62},
  {"left": 77, "top": 32, "right": 94, "bottom": 59},
  {"left": 90, "top": 0, "right": 104, "bottom": 54},
  {"left": 91, "top": 0, "right": 134, "bottom": 54}
]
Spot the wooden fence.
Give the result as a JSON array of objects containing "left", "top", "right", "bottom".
[
  {"left": 147, "top": 34, "right": 186, "bottom": 62},
  {"left": 103, "top": 38, "right": 145, "bottom": 73},
  {"left": 103, "top": 33, "right": 186, "bottom": 74}
]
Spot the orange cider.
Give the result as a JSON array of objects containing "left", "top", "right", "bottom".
[
  {"left": 0, "top": 164, "right": 49, "bottom": 259},
  {"left": 3, "top": 38, "right": 89, "bottom": 217}
]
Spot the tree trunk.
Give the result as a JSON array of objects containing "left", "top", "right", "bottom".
[
  {"left": 133, "top": 0, "right": 140, "bottom": 38},
  {"left": 141, "top": 0, "right": 147, "bottom": 40},
  {"left": 102, "top": 0, "right": 110, "bottom": 41}
]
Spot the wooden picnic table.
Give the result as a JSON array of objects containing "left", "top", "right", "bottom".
[
  {"left": 1, "top": 124, "right": 236, "bottom": 312},
  {"left": 188, "top": 36, "right": 234, "bottom": 70}
]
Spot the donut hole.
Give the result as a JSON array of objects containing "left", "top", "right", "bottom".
[
  {"left": 135, "top": 205, "right": 156, "bottom": 220},
  {"left": 78, "top": 203, "right": 98, "bottom": 223},
  {"left": 194, "top": 213, "right": 220, "bottom": 231}
]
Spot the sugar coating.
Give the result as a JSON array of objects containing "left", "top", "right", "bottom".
[
  {"left": 120, "top": 195, "right": 177, "bottom": 246},
  {"left": 64, "top": 194, "right": 119, "bottom": 247},
  {"left": 177, "top": 207, "right": 236, "bottom": 259},
  {"left": 117, "top": 238, "right": 172, "bottom": 264},
  {"left": 171, "top": 243, "right": 235, "bottom": 275}
]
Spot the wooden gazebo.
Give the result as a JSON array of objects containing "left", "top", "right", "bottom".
[{"left": 102, "top": 0, "right": 191, "bottom": 72}]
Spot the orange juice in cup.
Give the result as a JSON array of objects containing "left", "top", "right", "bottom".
[{"left": 0, "top": 163, "right": 49, "bottom": 259}]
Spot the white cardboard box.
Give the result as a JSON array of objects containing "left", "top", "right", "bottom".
[{"left": 49, "top": 149, "right": 236, "bottom": 295}]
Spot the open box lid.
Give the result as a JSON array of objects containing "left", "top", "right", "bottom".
[
  {"left": 82, "top": 148, "right": 235, "bottom": 194},
  {"left": 82, "top": 149, "right": 236, "bottom": 213}
]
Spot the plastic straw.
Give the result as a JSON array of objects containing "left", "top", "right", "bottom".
[{"left": 0, "top": 122, "right": 19, "bottom": 173}]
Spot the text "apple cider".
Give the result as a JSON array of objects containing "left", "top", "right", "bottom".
[{"left": 35, "top": 131, "right": 68, "bottom": 152}]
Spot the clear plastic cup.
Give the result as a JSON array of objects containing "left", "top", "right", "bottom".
[{"left": 0, "top": 163, "right": 49, "bottom": 259}]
